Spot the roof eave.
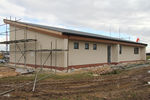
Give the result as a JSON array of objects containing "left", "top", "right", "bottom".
[
  {"left": 4, "top": 19, "right": 68, "bottom": 39},
  {"left": 63, "top": 32, "right": 147, "bottom": 47}
]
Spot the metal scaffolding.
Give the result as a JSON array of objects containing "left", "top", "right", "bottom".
[
  {"left": 0, "top": 18, "right": 67, "bottom": 69},
  {"left": 0, "top": 18, "right": 68, "bottom": 92}
]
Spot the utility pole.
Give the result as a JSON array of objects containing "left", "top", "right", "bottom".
[
  {"left": 109, "top": 24, "right": 111, "bottom": 37},
  {"left": 6, "top": 17, "right": 8, "bottom": 52},
  {"left": 119, "top": 26, "right": 120, "bottom": 39}
]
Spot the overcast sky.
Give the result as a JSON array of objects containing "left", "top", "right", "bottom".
[{"left": 0, "top": 0, "right": 150, "bottom": 52}]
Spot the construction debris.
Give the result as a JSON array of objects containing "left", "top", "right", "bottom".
[
  {"left": 90, "top": 62, "right": 150, "bottom": 76},
  {"left": 0, "top": 65, "right": 149, "bottom": 100},
  {"left": 15, "top": 68, "right": 34, "bottom": 74},
  {"left": 0, "top": 66, "right": 35, "bottom": 78},
  {"left": 92, "top": 66, "right": 113, "bottom": 75},
  {"left": 0, "top": 73, "right": 52, "bottom": 96},
  {"left": 3, "top": 93, "right": 11, "bottom": 97}
]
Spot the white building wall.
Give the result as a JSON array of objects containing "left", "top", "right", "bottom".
[
  {"left": 118, "top": 45, "right": 141, "bottom": 62},
  {"left": 68, "top": 40, "right": 107, "bottom": 66},
  {"left": 9, "top": 26, "right": 68, "bottom": 67},
  {"left": 9, "top": 25, "right": 146, "bottom": 68},
  {"left": 68, "top": 40, "right": 146, "bottom": 66}
]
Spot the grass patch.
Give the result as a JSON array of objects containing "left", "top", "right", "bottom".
[
  {"left": 48, "top": 72, "right": 93, "bottom": 80},
  {"left": 0, "top": 74, "right": 34, "bottom": 82},
  {"left": 0, "top": 71, "right": 93, "bottom": 82},
  {"left": 0, "top": 72, "right": 50, "bottom": 82}
]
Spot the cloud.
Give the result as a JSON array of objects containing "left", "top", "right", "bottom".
[
  {"left": 0, "top": 0, "right": 25, "bottom": 17},
  {"left": 0, "top": 0, "right": 150, "bottom": 52}
]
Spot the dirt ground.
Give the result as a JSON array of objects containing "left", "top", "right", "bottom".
[
  {"left": 0, "top": 65, "right": 18, "bottom": 78},
  {"left": 0, "top": 65, "right": 150, "bottom": 100}
]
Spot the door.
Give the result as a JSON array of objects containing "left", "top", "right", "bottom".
[{"left": 107, "top": 45, "right": 111, "bottom": 63}]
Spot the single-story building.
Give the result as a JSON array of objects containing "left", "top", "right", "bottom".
[{"left": 3, "top": 19, "right": 147, "bottom": 71}]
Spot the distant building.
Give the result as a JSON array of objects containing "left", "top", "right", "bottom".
[
  {"left": 0, "top": 51, "right": 9, "bottom": 62},
  {"left": 2, "top": 19, "right": 147, "bottom": 71}
]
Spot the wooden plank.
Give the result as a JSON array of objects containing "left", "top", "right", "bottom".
[{"left": 4, "top": 19, "right": 68, "bottom": 39}]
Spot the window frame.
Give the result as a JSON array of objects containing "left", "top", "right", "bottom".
[
  {"left": 134, "top": 47, "right": 139, "bottom": 54},
  {"left": 85, "top": 43, "right": 89, "bottom": 50},
  {"left": 74, "top": 42, "right": 79, "bottom": 49}
]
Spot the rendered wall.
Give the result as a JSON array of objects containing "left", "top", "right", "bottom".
[
  {"left": 9, "top": 25, "right": 146, "bottom": 68},
  {"left": 140, "top": 47, "right": 146, "bottom": 60},
  {"left": 68, "top": 40, "right": 108, "bottom": 66},
  {"left": 68, "top": 40, "right": 146, "bottom": 66},
  {"left": 118, "top": 45, "right": 143, "bottom": 62},
  {"left": 9, "top": 26, "right": 68, "bottom": 67}
]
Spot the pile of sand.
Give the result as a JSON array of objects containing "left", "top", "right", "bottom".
[{"left": 0, "top": 67, "right": 18, "bottom": 78}]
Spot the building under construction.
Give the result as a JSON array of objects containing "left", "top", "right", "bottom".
[{"left": 0, "top": 19, "right": 147, "bottom": 71}]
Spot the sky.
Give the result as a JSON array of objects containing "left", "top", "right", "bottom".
[{"left": 0, "top": 0, "right": 150, "bottom": 52}]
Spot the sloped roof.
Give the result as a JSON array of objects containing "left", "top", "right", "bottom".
[
  {"left": 4, "top": 19, "right": 147, "bottom": 46},
  {"left": 19, "top": 21, "right": 147, "bottom": 46}
]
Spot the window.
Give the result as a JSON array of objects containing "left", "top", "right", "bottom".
[
  {"left": 119, "top": 45, "right": 122, "bottom": 54},
  {"left": 134, "top": 47, "right": 139, "bottom": 54},
  {"left": 85, "top": 43, "right": 89, "bottom": 50},
  {"left": 74, "top": 42, "right": 79, "bottom": 49},
  {"left": 93, "top": 44, "right": 97, "bottom": 50}
]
